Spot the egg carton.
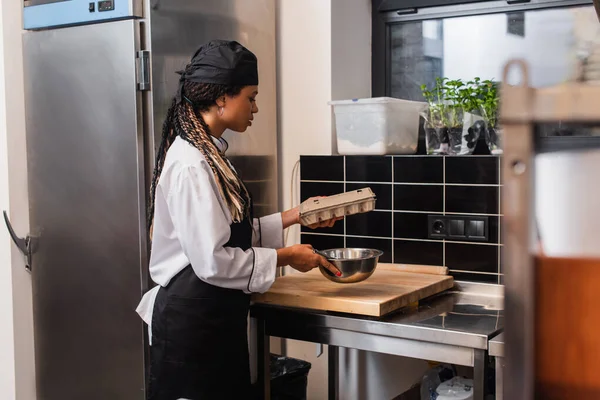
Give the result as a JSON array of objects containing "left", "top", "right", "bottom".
[{"left": 299, "top": 187, "right": 376, "bottom": 226}]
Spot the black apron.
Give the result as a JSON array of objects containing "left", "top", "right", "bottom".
[{"left": 147, "top": 213, "right": 255, "bottom": 400}]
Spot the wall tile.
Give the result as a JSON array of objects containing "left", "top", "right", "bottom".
[
  {"left": 299, "top": 154, "right": 504, "bottom": 285},
  {"left": 445, "top": 156, "right": 499, "bottom": 184},
  {"left": 394, "top": 156, "right": 443, "bottom": 183},
  {"left": 450, "top": 271, "right": 499, "bottom": 284},
  {"left": 394, "top": 184, "right": 443, "bottom": 212},
  {"left": 346, "top": 182, "right": 392, "bottom": 210},
  {"left": 299, "top": 182, "right": 345, "bottom": 234},
  {"left": 300, "top": 221, "right": 344, "bottom": 235},
  {"left": 346, "top": 211, "right": 392, "bottom": 238},
  {"left": 346, "top": 236, "right": 393, "bottom": 263},
  {"left": 394, "top": 212, "right": 443, "bottom": 240},
  {"left": 445, "top": 243, "right": 499, "bottom": 274},
  {"left": 300, "top": 182, "right": 344, "bottom": 201},
  {"left": 446, "top": 186, "right": 499, "bottom": 214},
  {"left": 346, "top": 156, "right": 392, "bottom": 182},
  {"left": 301, "top": 234, "right": 344, "bottom": 250},
  {"left": 300, "top": 155, "right": 344, "bottom": 181},
  {"left": 488, "top": 216, "right": 500, "bottom": 243},
  {"left": 499, "top": 214, "right": 504, "bottom": 244},
  {"left": 394, "top": 240, "right": 443, "bottom": 266},
  {"left": 499, "top": 246, "right": 504, "bottom": 275}
]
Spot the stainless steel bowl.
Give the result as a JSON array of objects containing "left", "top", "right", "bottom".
[{"left": 317, "top": 248, "right": 383, "bottom": 284}]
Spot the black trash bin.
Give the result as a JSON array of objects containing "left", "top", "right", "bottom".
[{"left": 270, "top": 354, "right": 312, "bottom": 400}]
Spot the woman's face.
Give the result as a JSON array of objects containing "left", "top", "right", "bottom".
[{"left": 222, "top": 85, "right": 259, "bottom": 132}]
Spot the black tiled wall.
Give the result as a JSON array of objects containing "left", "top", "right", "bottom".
[{"left": 300, "top": 155, "right": 502, "bottom": 284}]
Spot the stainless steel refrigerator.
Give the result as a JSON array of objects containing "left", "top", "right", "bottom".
[{"left": 6, "top": 1, "right": 277, "bottom": 398}]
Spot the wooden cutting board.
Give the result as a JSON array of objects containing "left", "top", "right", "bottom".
[{"left": 252, "top": 266, "right": 454, "bottom": 317}]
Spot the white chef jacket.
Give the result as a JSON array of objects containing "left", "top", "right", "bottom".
[{"left": 136, "top": 136, "right": 283, "bottom": 343}]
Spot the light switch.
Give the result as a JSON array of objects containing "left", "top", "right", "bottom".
[
  {"left": 468, "top": 220, "right": 485, "bottom": 238},
  {"left": 449, "top": 219, "right": 465, "bottom": 236}
]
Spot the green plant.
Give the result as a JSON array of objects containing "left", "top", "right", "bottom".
[
  {"left": 461, "top": 77, "right": 484, "bottom": 114},
  {"left": 443, "top": 79, "right": 465, "bottom": 128},
  {"left": 420, "top": 77, "right": 447, "bottom": 128},
  {"left": 479, "top": 79, "right": 499, "bottom": 128},
  {"left": 421, "top": 77, "right": 465, "bottom": 128}
]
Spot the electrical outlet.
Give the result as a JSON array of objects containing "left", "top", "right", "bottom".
[
  {"left": 428, "top": 216, "right": 446, "bottom": 239},
  {"left": 428, "top": 215, "right": 489, "bottom": 242}
]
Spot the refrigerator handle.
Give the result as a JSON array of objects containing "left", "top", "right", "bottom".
[
  {"left": 136, "top": 50, "right": 151, "bottom": 91},
  {"left": 3, "top": 210, "right": 34, "bottom": 272}
]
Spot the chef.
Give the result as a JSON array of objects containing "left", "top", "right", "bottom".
[{"left": 135, "top": 40, "right": 341, "bottom": 399}]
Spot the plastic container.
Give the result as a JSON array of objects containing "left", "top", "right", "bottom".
[
  {"left": 329, "top": 97, "right": 427, "bottom": 155},
  {"left": 270, "top": 354, "right": 312, "bottom": 400},
  {"left": 420, "top": 363, "right": 457, "bottom": 400},
  {"left": 436, "top": 377, "right": 474, "bottom": 400}
]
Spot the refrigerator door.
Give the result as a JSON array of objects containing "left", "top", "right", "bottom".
[
  {"left": 24, "top": 0, "right": 143, "bottom": 30},
  {"left": 23, "top": 20, "right": 148, "bottom": 399}
]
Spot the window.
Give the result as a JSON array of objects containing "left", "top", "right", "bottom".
[
  {"left": 372, "top": 0, "right": 600, "bottom": 149},
  {"left": 507, "top": 12, "right": 526, "bottom": 37}
]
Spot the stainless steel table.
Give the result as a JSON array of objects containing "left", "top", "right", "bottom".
[
  {"left": 489, "top": 332, "right": 505, "bottom": 400},
  {"left": 250, "top": 281, "right": 503, "bottom": 400}
]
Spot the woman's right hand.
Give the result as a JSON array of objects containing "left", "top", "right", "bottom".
[{"left": 277, "top": 244, "right": 342, "bottom": 277}]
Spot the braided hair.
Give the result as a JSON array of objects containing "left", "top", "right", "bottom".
[{"left": 148, "top": 78, "right": 252, "bottom": 236}]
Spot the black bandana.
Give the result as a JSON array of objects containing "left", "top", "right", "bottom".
[{"left": 175, "top": 40, "right": 259, "bottom": 103}]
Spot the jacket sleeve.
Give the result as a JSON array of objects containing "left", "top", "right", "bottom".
[
  {"left": 252, "top": 213, "right": 284, "bottom": 249},
  {"left": 166, "top": 162, "right": 277, "bottom": 294}
]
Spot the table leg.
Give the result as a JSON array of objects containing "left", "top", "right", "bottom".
[
  {"left": 495, "top": 356, "right": 504, "bottom": 400},
  {"left": 328, "top": 345, "right": 339, "bottom": 400},
  {"left": 255, "top": 318, "right": 270, "bottom": 400},
  {"left": 473, "top": 349, "right": 488, "bottom": 400}
]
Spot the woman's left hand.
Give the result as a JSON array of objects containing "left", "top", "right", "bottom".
[{"left": 304, "top": 216, "right": 344, "bottom": 229}]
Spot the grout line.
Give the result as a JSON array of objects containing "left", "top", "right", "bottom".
[
  {"left": 302, "top": 232, "right": 345, "bottom": 238},
  {"left": 443, "top": 241, "right": 446, "bottom": 266},
  {"left": 444, "top": 211, "right": 504, "bottom": 217},
  {"left": 387, "top": 210, "right": 503, "bottom": 216},
  {"left": 301, "top": 180, "right": 385, "bottom": 184},
  {"left": 300, "top": 180, "right": 502, "bottom": 187},
  {"left": 393, "top": 237, "right": 443, "bottom": 243},
  {"left": 498, "top": 156, "right": 502, "bottom": 283},
  {"left": 443, "top": 156, "right": 446, "bottom": 214},
  {"left": 445, "top": 183, "right": 503, "bottom": 187},
  {"left": 391, "top": 157, "right": 395, "bottom": 263},
  {"left": 343, "top": 156, "right": 347, "bottom": 249},
  {"left": 301, "top": 232, "right": 503, "bottom": 247},
  {"left": 445, "top": 240, "right": 503, "bottom": 246},
  {"left": 303, "top": 232, "right": 394, "bottom": 241},
  {"left": 349, "top": 234, "right": 396, "bottom": 241},
  {"left": 391, "top": 209, "right": 444, "bottom": 214},
  {"left": 443, "top": 156, "right": 446, "bottom": 267},
  {"left": 449, "top": 269, "right": 500, "bottom": 276}
]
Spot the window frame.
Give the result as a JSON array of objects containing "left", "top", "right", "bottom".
[
  {"left": 371, "top": 0, "right": 599, "bottom": 153},
  {"left": 372, "top": 0, "right": 594, "bottom": 97}
]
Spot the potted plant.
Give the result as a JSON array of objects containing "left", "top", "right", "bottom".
[
  {"left": 420, "top": 77, "right": 448, "bottom": 155},
  {"left": 421, "top": 77, "right": 500, "bottom": 155},
  {"left": 478, "top": 79, "right": 502, "bottom": 154},
  {"left": 457, "top": 77, "right": 486, "bottom": 155},
  {"left": 442, "top": 78, "right": 467, "bottom": 155}
]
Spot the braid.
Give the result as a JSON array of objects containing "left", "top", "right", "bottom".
[
  {"left": 176, "top": 87, "right": 251, "bottom": 223},
  {"left": 147, "top": 77, "right": 251, "bottom": 237},
  {"left": 148, "top": 98, "right": 177, "bottom": 236}
]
